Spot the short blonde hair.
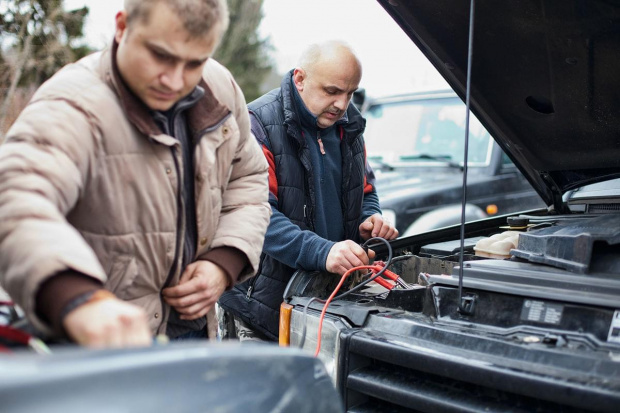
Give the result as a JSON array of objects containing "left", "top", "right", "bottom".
[{"left": 124, "top": 0, "right": 229, "bottom": 38}]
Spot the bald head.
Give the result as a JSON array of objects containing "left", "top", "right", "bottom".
[
  {"left": 297, "top": 41, "right": 362, "bottom": 79},
  {"left": 293, "top": 41, "right": 362, "bottom": 128}
]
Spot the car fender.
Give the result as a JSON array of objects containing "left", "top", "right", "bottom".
[{"left": 402, "top": 203, "right": 487, "bottom": 237}]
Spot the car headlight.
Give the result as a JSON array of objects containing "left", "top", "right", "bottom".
[
  {"left": 381, "top": 209, "right": 397, "bottom": 229},
  {"left": 289, "top": 306, "right": 348, "bottom": 385}
]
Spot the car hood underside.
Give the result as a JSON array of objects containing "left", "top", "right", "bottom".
[{"left": 377, "top": 0, "right": 620, "bottom": 204}]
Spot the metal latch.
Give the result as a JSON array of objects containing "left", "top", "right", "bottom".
[{"left": 458, "top": 293, "right": 477, "bottom": 315}]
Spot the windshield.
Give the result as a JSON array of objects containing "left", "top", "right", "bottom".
[{"left": 364, "top": 96, "right": 492, "bottom": 166}]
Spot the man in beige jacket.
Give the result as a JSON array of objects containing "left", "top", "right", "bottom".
[{"left": 0, "top": 0, "right": 270, "bottom": 348}]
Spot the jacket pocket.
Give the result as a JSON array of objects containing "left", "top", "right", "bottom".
[{"left": 105, "top": 255, "right": 140, "bottom": 300}]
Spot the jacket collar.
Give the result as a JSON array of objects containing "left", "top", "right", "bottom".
[
  {"left": 151, "top": 86, "right": 205, "bottom": 136},
  {"left": 280, "top": 70, "right": 303, "bottom": 144},
  {"left": 103, "top": 40, "right": 230, "bottom": 144}
]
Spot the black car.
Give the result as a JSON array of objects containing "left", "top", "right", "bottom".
[
  {"left": 280, "top": 0, "right": 620, "bottom": 411},
  {"left": 362, "top": 90, "right": 545, "bottom": 236},
  {"left": 0, "top": 342, "right": 343, "bottom": 413}
]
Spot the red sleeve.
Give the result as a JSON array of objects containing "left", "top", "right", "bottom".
[
  {"left": 363, "top": 146, "right": 374, "bottom": 194},
  {"left": 262, "top": 144, "right": 278, "bottom": 198}
]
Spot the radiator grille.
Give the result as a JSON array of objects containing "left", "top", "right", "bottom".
[
  {"left": 587, "top": 203, "right": 620, "bottom": 213},
  {"left": 340, "top": 332, "right": 613, "bottom": 412}
]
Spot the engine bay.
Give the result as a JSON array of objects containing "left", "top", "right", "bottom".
[{"left": 286, "top": 209, "right": 620, "bottom": 353}]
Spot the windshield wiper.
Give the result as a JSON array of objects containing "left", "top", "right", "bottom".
[{"left": 400, "top": 153, "right": 463, "bottom": 169}]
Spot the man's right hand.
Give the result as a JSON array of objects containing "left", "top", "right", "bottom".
[
  {"left": 63, "top": 298, "right": 151, "bottom": 348},
  {"left": 325, "top": 240, "right": 375, "bottom": 275}
]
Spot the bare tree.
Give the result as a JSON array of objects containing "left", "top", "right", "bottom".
[
  {"left": 0, "top": 0, "right": 90, "bottom": 138},
  {"left": 213, "top": 0, "right": 275, "bottom": 102}
]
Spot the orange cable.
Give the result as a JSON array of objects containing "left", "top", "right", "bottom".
[{"left": 314, "top": 265, "right": 379, "bottom": 357}]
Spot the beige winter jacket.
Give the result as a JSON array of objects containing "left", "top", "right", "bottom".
[{"left": 0, "top": 47, "right": 270, "bottom": 337}]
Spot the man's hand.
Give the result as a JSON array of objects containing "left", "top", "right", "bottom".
[
  {"left": 359, "top": 213, "right": 399, "bottom": 241},
  {"left": 162, "top": 260, "right": 228, "bottom": 321},
  {"left": 63, "top": 298, "right": 151, "bottom": 348},
  {"left": 326, "top": 240, "right": 375, "bottom": 275}
]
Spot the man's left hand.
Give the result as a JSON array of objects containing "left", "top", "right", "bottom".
[
  {"left": 162, "top": 261, "right": 229, "bottom": 320},
  {"left": 359, "top": 213, "right": 399, "bottom": 241}
]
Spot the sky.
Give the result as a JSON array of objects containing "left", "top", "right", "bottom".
[{"left": 63, "top": 0, "right": 449, "bottom": 97}]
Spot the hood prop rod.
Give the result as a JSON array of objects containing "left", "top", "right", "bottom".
[{"left": 458, "top": 0, "right": 476, "bottom": 315}]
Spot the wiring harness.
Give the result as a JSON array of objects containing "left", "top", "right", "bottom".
[{"left": 297, "top": 237, "right": 395, "bottom": 356}]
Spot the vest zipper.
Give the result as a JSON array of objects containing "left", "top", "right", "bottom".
[
  {"left": 246, "top": 253, "right": 266, "bottom": 300},
  {"left": 246, "top": 270, "right": 259, "bottom": 300}
]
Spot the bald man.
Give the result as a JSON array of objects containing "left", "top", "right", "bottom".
[{"left": 218, "top": 41, "right": 398, "bottom": 341}]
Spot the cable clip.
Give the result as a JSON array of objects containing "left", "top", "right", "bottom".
[{"left": 370, "top": 262, "right": 411, "bottom": 290}]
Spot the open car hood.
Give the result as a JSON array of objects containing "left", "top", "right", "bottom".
[{"left": 377, "top": 0, "right": 620, "bottom": 208}]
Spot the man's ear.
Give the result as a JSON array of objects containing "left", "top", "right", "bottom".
[
  {"left": 293, "top": 68, "right": 306, "bottom": 92},
  {"left": 114, "top": 10, "right": 128, "bottom": 44}
]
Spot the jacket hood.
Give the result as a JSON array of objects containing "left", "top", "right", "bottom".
[{"left": 377, "top": 0, "right": 620, "bottom": 209}]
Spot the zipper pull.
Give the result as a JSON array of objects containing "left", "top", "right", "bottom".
[
  {"left": 246, "top": 285, "right": 253, "bottom": 300},
  {"left": 317, "top": 132, "right": 326, "bottom": 155},
  {"left": 304, "top": 204, "right": 307, "bottom": 218}
]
